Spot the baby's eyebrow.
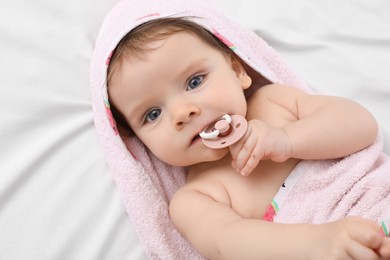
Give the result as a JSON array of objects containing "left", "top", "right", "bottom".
[
  {"left": 177, "top": 58, "right": 209, "bottom": 78},
  {"left": 126, "top": 100, "right": 147, "bottom": 128}
]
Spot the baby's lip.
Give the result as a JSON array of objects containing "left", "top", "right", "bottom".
[
  {"left": 190, "top": 134, "right": 202, "bottom": 145},
  {"left": 189, "top": 123, "right": 212, "bottom": 146}
]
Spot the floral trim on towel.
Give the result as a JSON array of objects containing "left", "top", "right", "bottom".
[
  {"left": 212, "top": 29, "right": 237, "bottom": 51},
  {"left": 263, "top": 200, "right": 279, "bottom": 222},
  {"left": 136, "top": 13, "right": 160, "bottom": 21},
  {"left": 105, "top": 50, "right": 114, "bottom": 66},
  {"left": 381, "top": 219, "right": 390, "bottom": 237},
  {"left": 103, "top": 98, "right": 119, "bottom": 135}
]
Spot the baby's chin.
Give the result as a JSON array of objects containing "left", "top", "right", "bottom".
[
  {"left": 161, "top": 148, "right": 229, "bottom": 167},
  {"left": 190, "top": 147, "right": 230, "bottom": 165},
  {"left": 205, "top": 147, "right": 230, "bottom": 161}
]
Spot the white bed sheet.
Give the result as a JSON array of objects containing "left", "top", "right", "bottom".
[
  {"left": 0, "top": 0, "right": 146, "bottom": 259},
  {"left": 0, "top": 0, "right": 388, "bottom": 259}
]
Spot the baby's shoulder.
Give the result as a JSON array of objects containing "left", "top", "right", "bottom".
[
  {"left": 249, "top": 83, "right": 306, "bottom": 102},
  {"left": 169, "top": 165, "right": 234, "bottom": 226},
  {"left": 247, "top": 84, "right": 303, "bottom": 125},
  {"left": 176, "top": 162, "right": 235, "bottom": 207}
]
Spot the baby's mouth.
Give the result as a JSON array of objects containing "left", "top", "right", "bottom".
[{"left": 191, "top": 134, "right": 202, "bottom": 145}]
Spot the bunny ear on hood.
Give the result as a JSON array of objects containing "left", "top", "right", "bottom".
[{"left": 89, "top": 0, "right": 311, "bottom": 258}]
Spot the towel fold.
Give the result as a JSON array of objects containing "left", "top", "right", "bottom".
[{"left": 275, "top": 134, "right": 390, "bottom": 224}]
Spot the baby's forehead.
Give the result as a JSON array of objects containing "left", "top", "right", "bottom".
[
  {"left": 124, "top": 29, "right": 213, "bottom": 61},
  {"left": 140, "top": 28, "right": 204, "bottom": 46},
  {"left": 108, "top": 19, "right": 233, "bottom": 85}
]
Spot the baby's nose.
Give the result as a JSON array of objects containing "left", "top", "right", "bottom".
[{"left": 171, "top": 102, "right": 200, "bottom": 130}]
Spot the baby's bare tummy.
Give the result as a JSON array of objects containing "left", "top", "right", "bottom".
[{"left": 226, "top": 159, "right": 300, "bottom": 219}]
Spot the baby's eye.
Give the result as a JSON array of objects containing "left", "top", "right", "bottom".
[
  {"left": 145, "top": 108, "right": 161, "bottom": 123},
  {"left": 187, "top": 75, "right": 204, "bottom": 90}
]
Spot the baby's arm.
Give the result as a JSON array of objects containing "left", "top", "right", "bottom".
[
  {"left": 169, "top": 186, "right": 390, "bottom": 259},
  {"left": 231, "top": 84, "right": 378, "bottom": 175}
]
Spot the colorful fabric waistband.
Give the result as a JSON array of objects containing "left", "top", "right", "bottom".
[{"left": 263, "top": 163, "right": 303, "bottom": 222}]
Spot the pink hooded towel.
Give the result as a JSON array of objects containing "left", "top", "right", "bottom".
[{"left": 90, "top": 0, "right": 390, "bottom": 258}]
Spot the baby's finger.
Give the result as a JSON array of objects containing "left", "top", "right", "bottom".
[
  {"left": 228, "top": 131, "right": 249, "bottom": 162},
  {"left": 231, "top": 159, "right": 236, "bottom": 170},
  {"left": 240, "top": 142, "right": 263, "bottom": 177},
  {"left": 347, "top": 239, "right": 380, "bottom": 260},
  {"left": 233, "top": 135, "right": 258, "bottom": 174},
  {"left": 378, "top": 237, "right": 390, "bottom": 259},
  {"left": 349, "top": 219, "right": 382, "bottom": 249}
]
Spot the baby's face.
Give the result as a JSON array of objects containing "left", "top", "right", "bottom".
[{"left": 109, "top": 31, "right": 251, "bottom": 166}]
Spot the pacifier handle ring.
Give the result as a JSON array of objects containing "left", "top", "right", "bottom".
[
  {"left": 199, "top": 114, "right": 232, "bottom": 140},
  {"left": 199, "top": 129, "right": 219, "bottom": 139},
  {"left": 221, "top": 114, "right": 231, "bottom": 124}
]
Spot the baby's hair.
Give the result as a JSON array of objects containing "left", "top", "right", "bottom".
[{"left": 107, "top": 17, "right": 238, "bottom": 137}]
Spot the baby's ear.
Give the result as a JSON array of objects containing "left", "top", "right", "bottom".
[{"left": 230, "top": 56, "right": 252, "bottom": 90}]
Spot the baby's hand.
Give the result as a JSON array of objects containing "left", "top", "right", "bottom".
[
  {"left": 229, "top": 119, "right": 292, "bottom": 176},
  {"left": 308, "top": 217, "right": 390, "bottom": 260}
]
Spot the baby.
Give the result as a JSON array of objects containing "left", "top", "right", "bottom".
[{"left": 105, "top": 15, "right": 390, "bottom": 259}]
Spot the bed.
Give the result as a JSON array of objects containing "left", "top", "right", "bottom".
[{"left": 0, "top": 0, "right": 388, "bottom": 259}]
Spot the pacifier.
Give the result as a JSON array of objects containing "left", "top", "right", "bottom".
[{"left": 199, "top": 114, "right": 247, "bottom": 149}]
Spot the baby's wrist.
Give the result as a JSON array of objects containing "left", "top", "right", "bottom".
[{"left": 280, "top": 126, "right": 294, "bottom": 159}]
